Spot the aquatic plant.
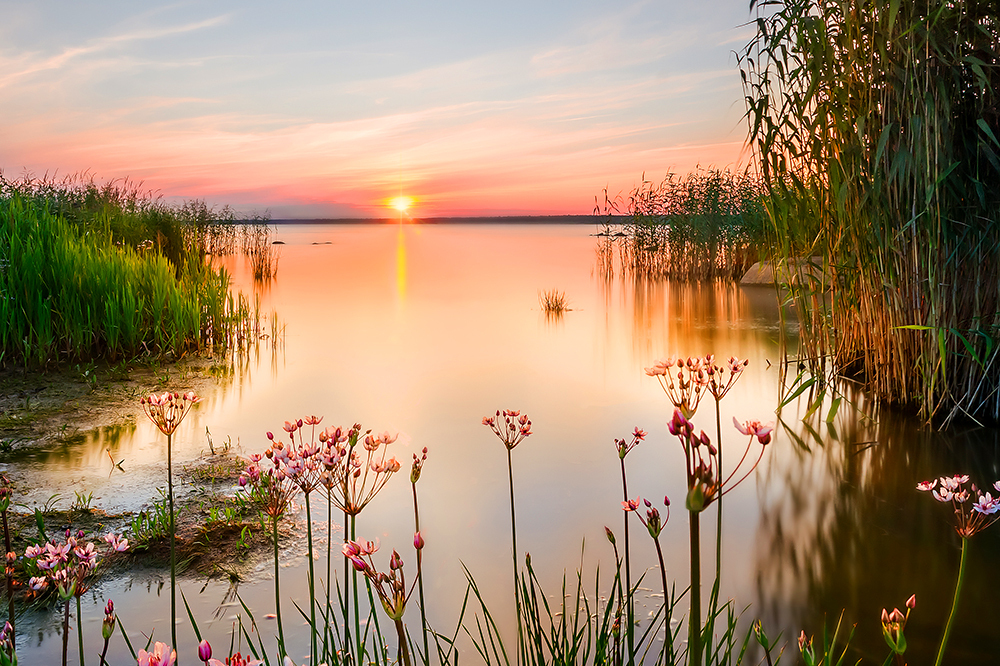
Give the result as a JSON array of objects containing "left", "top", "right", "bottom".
[
  {"left": 141, "top": 390, "right": 199, "bottom": 654},
  {"left": 917, "top": 474, "right": 1000, "bottom": 665},
  {"left": 596, "top": 168, "right": 765, "bottom": 282},
  {"left": 539, "top": 290, "right": 569, "bottom": 317},
  {"left": 0, "top": 176, "right": 261, "bottom": 367},
  {"left": 613, "top": 427, "right": 646, "bottom": 665},
  {"left": 23, "top": 529, "right": 129, "bottom": 666},
  {"left": 411, "top": 447, "right": 430, "bottom": 665},
  {"left": 621, "top": 495, "right": 673, "bottom": 655},
  {"left": 483, "top": 409, "right": 532, "bottom": 666},
  {"left": 740, "top": 0, "right": 1000, "bottom": 423},
  {"left": 345, "top": 538, "right": 420, "bottom": 666}
]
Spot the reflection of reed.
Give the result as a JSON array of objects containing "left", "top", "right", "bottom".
[{"left": 754, "top": 385, "right": 1000, "bottom": 663}]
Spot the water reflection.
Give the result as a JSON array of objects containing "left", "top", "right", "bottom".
[
  {"left": 5, "top": 224, "right": 997, "bottom": 664},
  {"left": 756, "top": 385, "right": 1000, "bottom": 664}
]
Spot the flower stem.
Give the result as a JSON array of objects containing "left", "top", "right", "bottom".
[
  {"left": 62, "top": 599, "right": 69, "bottom": 666},
  {"left": 619, "top": 458, "right": 634, "bottom": 666},
  {"left": 394, "top": 618, "right": 413, "bottom": 666},
  {"left": 934, "top": 536, "right": 968, "bottom": 666},
  {"left": 273, "top": 514, "right": 286, "bottom": 658},
  {"left": 507, "top": 447, "right": 523, "bottom": 666},
  {"left": 653, "top": 536, "right": 671, "bottom": 657},
  {"left": 343, "top": 508, "right": 352, "bottom": 665},
  {"left": 305, "top": 492, "right": 317, "bottom": 665},
  {"left": 76, "top": 594, "right": 85, "bottom": 666},
  {"left": 689, "top": 510, "right": 702, "bottom": 666},
  {"left": 412, "top": 483, "right": 429, "bottom": 666},
  {"left": 167, "top": 431, "right": 177, "bottom": 652}
]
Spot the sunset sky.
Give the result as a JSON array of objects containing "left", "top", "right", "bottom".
[{"left": 0, "top": 1, "right": 756, "bottom": 218}]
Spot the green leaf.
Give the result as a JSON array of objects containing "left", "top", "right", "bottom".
[
  {"left": 780, "top": 376, "right": 816, "bottom": 408},
  {"left": 803, "top": 389, "right": 826, "bottom": 419},
  {"left": 826, "top": 397, "right": 842, "bottom": 423}
]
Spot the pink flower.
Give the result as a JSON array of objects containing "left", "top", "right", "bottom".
[
  {"left": 137, "top": 641, "right": 177, "bottom": 666},
  {"left": 733, "top": 417, "right": 774, "bottom": 445},
  {"left": 916, "top": 480, "right": 937, "bottom": 492}
]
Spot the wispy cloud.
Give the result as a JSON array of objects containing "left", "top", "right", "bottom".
[{"left": 0, "top": 14, "right": 229, "bottom": 89}]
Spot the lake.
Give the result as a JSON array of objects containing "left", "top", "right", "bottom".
[{"left": 9, "top": 222, "right": 1000, "bottom": 665}]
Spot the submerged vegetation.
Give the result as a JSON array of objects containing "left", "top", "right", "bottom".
[
  {"left": 596, "top": 168, "right": 766, "bottom": 282},
  {"left": 0, "top": 173, "right": 276, "bottom": 367},
  {"left": 740, "top": 0, "right": 1000, "bottom": 423}
]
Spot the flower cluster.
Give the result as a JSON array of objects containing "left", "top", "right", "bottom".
[
  {"left": 140, "top": 391, "right": 200, "bottom": 436},
  {"left": 622, "top": 496, "right": 670, "bottom": 539},
  {"left": 342, "top": 539, "right": 415, "bottom": 621},
  {"left": 916, "top": 474, "right": 1000, "bottom": 537},
  {"left": 614, "top": 427, "right": 647, "bottom": 459},
  {"left": 240, "top": 419, "right": 402, "bottom": 518},
  {"left": 668, "top": 409, "right": 772, "bottom": 513},
  {"left": 23, "top": 529, "right": 129, "bottom": 599},
  {"left": 482, "top": 410, "right": 532, "bottom": 450},
  {"left": 411, "top": 446, "right": 428, "bottom": 483},
  {"left": 881, "top": 594, "right": 916, "bottom": 656},
  {"left": 645, "top": 355, "right": 749, "bottom": 418}
]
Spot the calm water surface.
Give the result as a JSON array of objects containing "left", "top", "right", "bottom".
[{"left": 9, "top": 223, "right": 1000, "bottom": 664}]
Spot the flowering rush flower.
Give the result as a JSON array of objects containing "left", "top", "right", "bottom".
[
  {"left": 24, "top": 529, "right": 128, "bottom": 599},
  {"left": 140, "top": 391, "right": 199, "bottom": 436},
  {"left": 645, "top": 356, "right": 714, "bottom": 418},
  {"left": 733, "top": 417, "right": 774, "bottom": 445},
  {"left": 483, "top": 410, "right": 532, "bottom": 450},
  {"left": 615, "top": 427, "right": 647, "bottom": 459},
  {"left": 667, "top": 409, "right": 773, "bottom": 512},
  {"left": 137, "top": 641, "right": 176, "bottom": 666},
  {"left": 343, "top": 539, "right": 417, "bottom": 621},
  {"left": 916, "top": 475, "right": 1000, "bottom": 537}
]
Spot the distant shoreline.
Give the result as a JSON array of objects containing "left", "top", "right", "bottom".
[{"left": 266, "top": 214, "right": 626, "bottom": 225}]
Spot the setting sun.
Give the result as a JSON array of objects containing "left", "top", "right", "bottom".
[{"left": 390, "top": 196, "right": 413, "bottom": 213}]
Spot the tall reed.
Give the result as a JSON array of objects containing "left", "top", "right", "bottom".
[
  {"left": 596, "top": 168, "right": 765, "bottom": 282},
  {"left": 740, "top": 0, "right": 1000, "bottom": 423}
]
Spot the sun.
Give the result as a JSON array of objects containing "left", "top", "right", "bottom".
[{"left": 390, "top": 196, "right": 413, "bottom": 213}]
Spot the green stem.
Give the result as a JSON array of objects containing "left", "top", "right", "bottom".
[
  {"left": 620, "top": 458, "right": 634, "bottom": 666},
  {"left": 273, "top": 514, "right": 286, "bottom": 658},
  {"left": 507, "top": 447, "right": 523, "bottom": 666},
  {"left": 934, "top": 536, "right": 968, "bottom": 666},
  {"left": 167, "top": 432, "right": 177, "bottom": 653},
  {"left": 76, "top": 594, "right": 85, "bottom": 666},
  {"left": 352, "top": 514, "right": 361, "bottom": 663},
  {"left": 306, "top": 492, "right": 317, "bottom": 665},
  {"left": 324, "top": 489, "right": 332, "bottom": 660},
  {"left": 412, "top": 483, "right": 429, "bottom": 666},
  {"left": 343, "top": 509, "right": 351, "bottom": 666},
  {"left": 653, "top": 536, "right": 672, "bottom": 659},
  {"left": 689, "top": 510, "right": 702, "bottom": 666},
  {"left": 62, "top": 599, "right": 69, "bottom": 666},
  {"left": 394, "top": 618, "right": 413, "bottom": 666}
]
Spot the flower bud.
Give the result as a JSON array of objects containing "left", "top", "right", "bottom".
[
  {"left": 604, "top": 526, "right": 616, "bottom": 545},
  {"left": 413, "top": 532, "right": 424, "bottom": 550},
  {"left": 906, "top": 594, "right": 916, "bottom": 609},
  {"left": 198, "top": 639, "right": 212, "bottom": 662}
]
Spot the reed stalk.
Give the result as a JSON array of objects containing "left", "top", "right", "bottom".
[{"left": 740, "top": 0, "right": 1000, "bottom": 423}]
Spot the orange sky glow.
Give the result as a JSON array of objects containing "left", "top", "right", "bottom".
[{"left": 0, "top": 1, "right": 755, "bottom": 218}]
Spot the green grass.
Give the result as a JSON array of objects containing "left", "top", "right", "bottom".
[{"left": 0, "top": 172, "right": 265, "bottom": 366}]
